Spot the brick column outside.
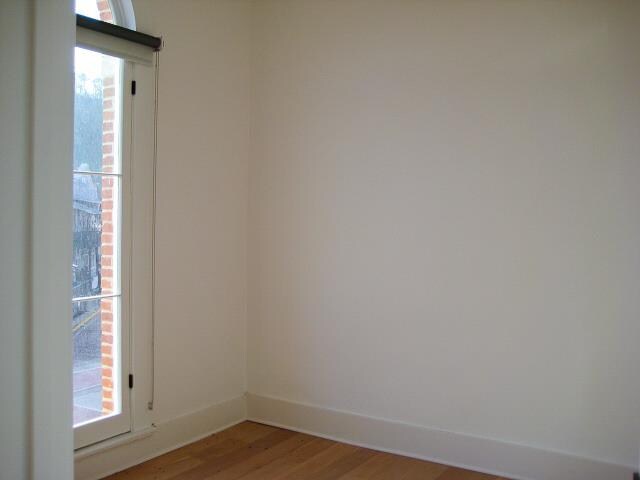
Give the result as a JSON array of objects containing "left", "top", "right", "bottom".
[
  {"left": 98, "top": 0, "right": 116, "bottom": 416},
  {"left": 97, "top": 0, "right": 113, "bottom": 23}
]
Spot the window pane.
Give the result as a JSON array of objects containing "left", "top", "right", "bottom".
[
  {"left": 73, "top": 297, "right": 120, "bottom": 426},
  {"left": 74, "top": 47, "right": 122, "bottom": 174},
  {"left": 73, "top": 173, "right": 120, "bottom": 297},
  {"left": 75, "top": 0, "right": 115, "bottom": 24}
]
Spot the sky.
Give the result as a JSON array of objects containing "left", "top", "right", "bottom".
[{"left": 75, "top": 0, "right": 100, "bottom": 19}]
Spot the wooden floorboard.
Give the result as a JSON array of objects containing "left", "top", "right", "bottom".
[{"left": 104, "top": 421, "right": 511, "bottom": 480}]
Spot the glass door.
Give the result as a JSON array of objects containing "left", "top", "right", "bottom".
[{"left": 72, "top": 46, "right": 132, "bottom": 448}]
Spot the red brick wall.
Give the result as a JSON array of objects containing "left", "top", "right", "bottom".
[
  {"left": 97, "top": 0, "right": 114, "bottom": 23},
  {"left": 98, "top": 0, "right": 115, "bottom": 415}
]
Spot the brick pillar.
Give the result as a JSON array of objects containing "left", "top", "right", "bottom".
[
  {"left": 97, "top": 0, "right": 114, "bottom": 23},
  {"left": 100, "top": 76, "right": 115, "bottom": 414},
  {"left": 98, "top": 0, "right": 116, "bottom": 415}
]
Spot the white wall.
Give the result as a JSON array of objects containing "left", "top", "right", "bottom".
[
  {"left": 132, "top": 0, "right": 250, "bottom": 423},
  {"left": 248, "top": 0, "right": 640, "bottom": 469},
  {"left": 1, "top": 1, "right": 75, "bottom": 479},
  {"left": 0, "top": 1, "right": 32, "bottom": 478},
  {"left": 30, "top": 1, "right": 76, "bottom": 478}
]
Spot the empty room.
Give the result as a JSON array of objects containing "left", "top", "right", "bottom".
[{"left": 1, "top": 1, "right": 639, "bottom": 479}]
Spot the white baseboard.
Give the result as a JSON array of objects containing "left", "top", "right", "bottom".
[
  {"left": 246, "top": 393, "right": 634, "bottom": 480},
  {"left": 74, "top": 392, "right": 635, "bottom": 480},
  {"left": 74, "top": 394, "right": 247, "bottom": 480}
]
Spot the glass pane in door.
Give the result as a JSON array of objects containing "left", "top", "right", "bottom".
[
  {"left": 72, "top": 47, "right": 123, "bottom": 428},
  {"left": 72, "top": 297, "right": 120, "bottom": 425}
]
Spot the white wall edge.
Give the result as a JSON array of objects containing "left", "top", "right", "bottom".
[
  {"left": 30, "top": 1, "right": 76, "bottom": 478},
  {"left": 74, "top": 394, "right": 247, "bottom": 480},
  {"left": 246, "top": 393, "right": 634, "bottom": 480}
]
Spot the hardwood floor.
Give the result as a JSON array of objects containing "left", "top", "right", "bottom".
[{"left": 105, "top": 421, "right": 511, "bottom": 480}]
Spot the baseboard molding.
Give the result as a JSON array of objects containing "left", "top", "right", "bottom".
[
  {"left": 74, "top": 394, "right": 247, "bottom": 480},
  {"left": 247, "top": 393, "right": 633, "bottom": 480},
  {"left": 74, "top": 392, "right": 635, "bottom": 480}
]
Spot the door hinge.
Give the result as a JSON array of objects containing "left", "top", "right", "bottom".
[
  {"left": 131, "top": 80, "right": 137, "bottom": 95},
  {"left": 128, "top": 374, "right": 134, "bottom": 389}
]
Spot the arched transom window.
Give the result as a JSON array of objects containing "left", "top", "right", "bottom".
[{"left": 75, "top": 0, "right": 136, "bottom": 29}]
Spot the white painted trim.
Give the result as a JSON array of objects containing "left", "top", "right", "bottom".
[
  {"left": 74, "top": 426, "right": 156, "bottom": 460},
  {"left": 246, "top": 393, "right": 634, "bottom": 480},
  {"left": 110, "top": 0, "right": 136, "bottom": 30},
  {"left": 72, "top": 391, "right": 636, "bottom": 480},
  {"left": 30, "top": 1, "right": 76, "bottom": 478},
  {"left": 74, "top": 394, "right": 246, "bottom": 480},
  {"left": 128, "top": 57, "right": 157, "bottom": 431}
]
